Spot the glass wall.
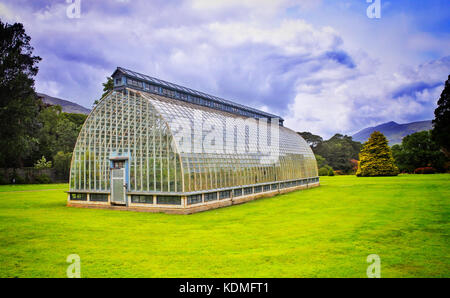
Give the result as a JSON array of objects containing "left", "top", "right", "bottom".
[
  {"left": 143, "top": 92, "right": 318, "bottom": 193},
  {"left": 70, "top": 89, "right": 318, "bottom": 195},
  {"left": 70, "top": 90, "right": 183, "bottom": 193}
]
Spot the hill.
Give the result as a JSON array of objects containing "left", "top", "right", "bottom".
[
  {"left": 352, "top": 120, "right": 432, "bottom": 145},
  {"left": 37, "top": 93, "right": 90, "bottom": 115}
]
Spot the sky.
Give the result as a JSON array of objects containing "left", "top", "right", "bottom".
[{"left": 0, "top": 0, "right": 449, "bottom": 138}]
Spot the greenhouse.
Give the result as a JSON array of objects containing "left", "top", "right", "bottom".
[{"left": 68, "top": 67, "right": 319, "bottom": 214}]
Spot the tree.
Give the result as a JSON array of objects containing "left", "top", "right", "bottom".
[
  {"left": 314, "top": 134, "right": 362, "bottom": 174},
  {"left": 356, "top": 131, "right": 398, "bottom": 177},
  {"left": 0, "top": 21, "right": 41, "bottom": 167},
  {"left": 432, "top": 75, "right": 450, "bottom": 157},
  {"left": 61, "top": 112, "right": 87, "bottom": 128},
  {"left": 35, "top": 105, "right": 61, "bottom": 162},
  {"left": 53, "top": 151, "right": 72, "bottom": 179},
  {"left": 31, "top": 105, "right": 87, "bottom": 163},
  {"left": 392, "top": 131, "right": 446, "bottom": 173},
  {"left": 391, "top": 144, "right": 406, "bottom": 171},
  {"left": 315, "top": 154, "right": 334, "bottom": 176},
  {"left": 56, "top": 113, "right": 86, "bottom": 153},
  {"left": 298, "top": 132, "right": 323, "bottom": 149},
  {"left": 298, "top": 132, "right": 361, "bottom": 173},
  {"left": 93, "top": 77, "right": 113, "bottom": 107},
  {"left": 34, "top": 156, "right": 52, "bottom": 169},
  {"left": 315, "top": 154, "right": 327, "bottom": 168}
]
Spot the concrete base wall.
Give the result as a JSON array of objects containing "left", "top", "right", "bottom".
[{"left": 68, "top": 182, "right": 320, "bottom": 214}]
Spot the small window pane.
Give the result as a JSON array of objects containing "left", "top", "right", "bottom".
[
  {"left": 187, "top": 194, "right": 202, "bottom": 205},
  {"left": 131, "top": 195, "right": 153, "bottom": 204},
  {"left": 157, "top": 196, "right": 181, "bottom": 205},
  {"left": 90, "top": 194, "right": 108, "bottom": 202},
  {"left": 70, "top": 193, "right": 87, "bottom": 201},
  {"left": 219, "top": 190, "right": 231, "bottom": 199},
  {"left": 244, "top": 187, "right": 253, "bottom": 195},
  {"left": 204, "top": 192, "right": 217, "bottom": 202}
]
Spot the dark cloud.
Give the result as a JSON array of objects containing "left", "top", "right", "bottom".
[
  {"left": 324, "top": 51, "right": 356, "bottom": 68},
  {"left": 392, "top": 81, "right": 444, "bottom": 99}
]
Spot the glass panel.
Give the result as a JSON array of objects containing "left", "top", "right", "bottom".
[
  {"left": 219, "top": 190, "right": 231, "bottom": 199},
  {"left": 187, "top": 194, "right": 202, "bottom": 205},
  {"left": 131, "top": 195, "right": 153, "bottom": 204},
  {"left": 204, "top": 192, "right": 217, "bottom": 202},
  {"left": 90, "top": 194, "right": 108, "bottom": 202},
  {"left": 233, "top": 188, "right": 242, "bottom": 197},
  {"left": 70, "top": 193, "right": 87, "bottom": 201},
  {"left": 156, "top": 196, "right": 181, "bottom": 205}
]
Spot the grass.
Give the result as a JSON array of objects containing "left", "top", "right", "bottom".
[{"left": 0, "top": 174, "right": 448, "bottom": 278}]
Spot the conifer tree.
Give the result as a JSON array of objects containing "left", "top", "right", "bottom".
[
  {"left": 356, "top": 131, "right": 399, "bottom": 177},
  {"left": 432, "top": 75, "right": 450, "bottom": 157},
  {"left": 0, "top": 21, "right": 41, "bottom": 167}
]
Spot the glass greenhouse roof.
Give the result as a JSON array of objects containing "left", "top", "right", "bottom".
[{"left": 112, "top": 67, "right": 284, "bottom": 123}]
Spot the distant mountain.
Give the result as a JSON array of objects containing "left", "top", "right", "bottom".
[
  {"left": 352, "top": 120, "right": 433, "bottom": 145},
  {"left": 37, "top": 93, "right": 91, "bottom": 115}
]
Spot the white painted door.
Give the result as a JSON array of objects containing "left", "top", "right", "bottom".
[{"left": 111, "top": 168, "right": 126, "bottom": 205}]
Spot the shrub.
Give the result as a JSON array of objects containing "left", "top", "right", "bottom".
[
  {"left": 350, "top": 159, "right": 359, "bottom": 173},
  {"left": 319, "top": 167, "right": 329, "bottom": 176},
  {"left": 319, "top": 165, "right": 334, "bottom": 176},
  {"left": 9, "top": 172, "right": 25, "bottom": 184},
  {"left": 24, "top": 174, "right": 32, "bottom": 184},
  {"left": 414, "top": 167, "right": 436, "bottom": 174},
  {"left": 35, "top": 174, "right": 51, "bottom": 184}
]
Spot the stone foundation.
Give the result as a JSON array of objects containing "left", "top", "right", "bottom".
[{"left": 67, "top": 182, "right": 320, "bottom": 214}]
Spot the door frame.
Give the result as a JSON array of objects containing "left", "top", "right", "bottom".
[
  {"left": 109, "top": 154, "right": 130, "bottom": 206},
  {"left": 111, "top": 167, "right": 126, "bottom": 205}
]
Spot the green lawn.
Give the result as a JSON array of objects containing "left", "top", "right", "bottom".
[{"left": 0, "top": 175, "right": 448, "bottom": 278}]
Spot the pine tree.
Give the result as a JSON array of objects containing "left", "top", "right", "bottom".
[{"left": 356, "top": 131, "right": 399, "bottom": 177}]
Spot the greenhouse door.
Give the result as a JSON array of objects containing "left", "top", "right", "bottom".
[{"left": 111, "top": 161, "right": 127, "bottom": 205}]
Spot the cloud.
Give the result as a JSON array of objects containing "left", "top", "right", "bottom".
[
  {"left": 1, "top": 0, "right": 448, "bottom": 139},
  {"left": 284, "top": 56, "right": 450, "bottom": 138},
  {"left": 0, "top": 3, "right": 12, "bottom": 18}
]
